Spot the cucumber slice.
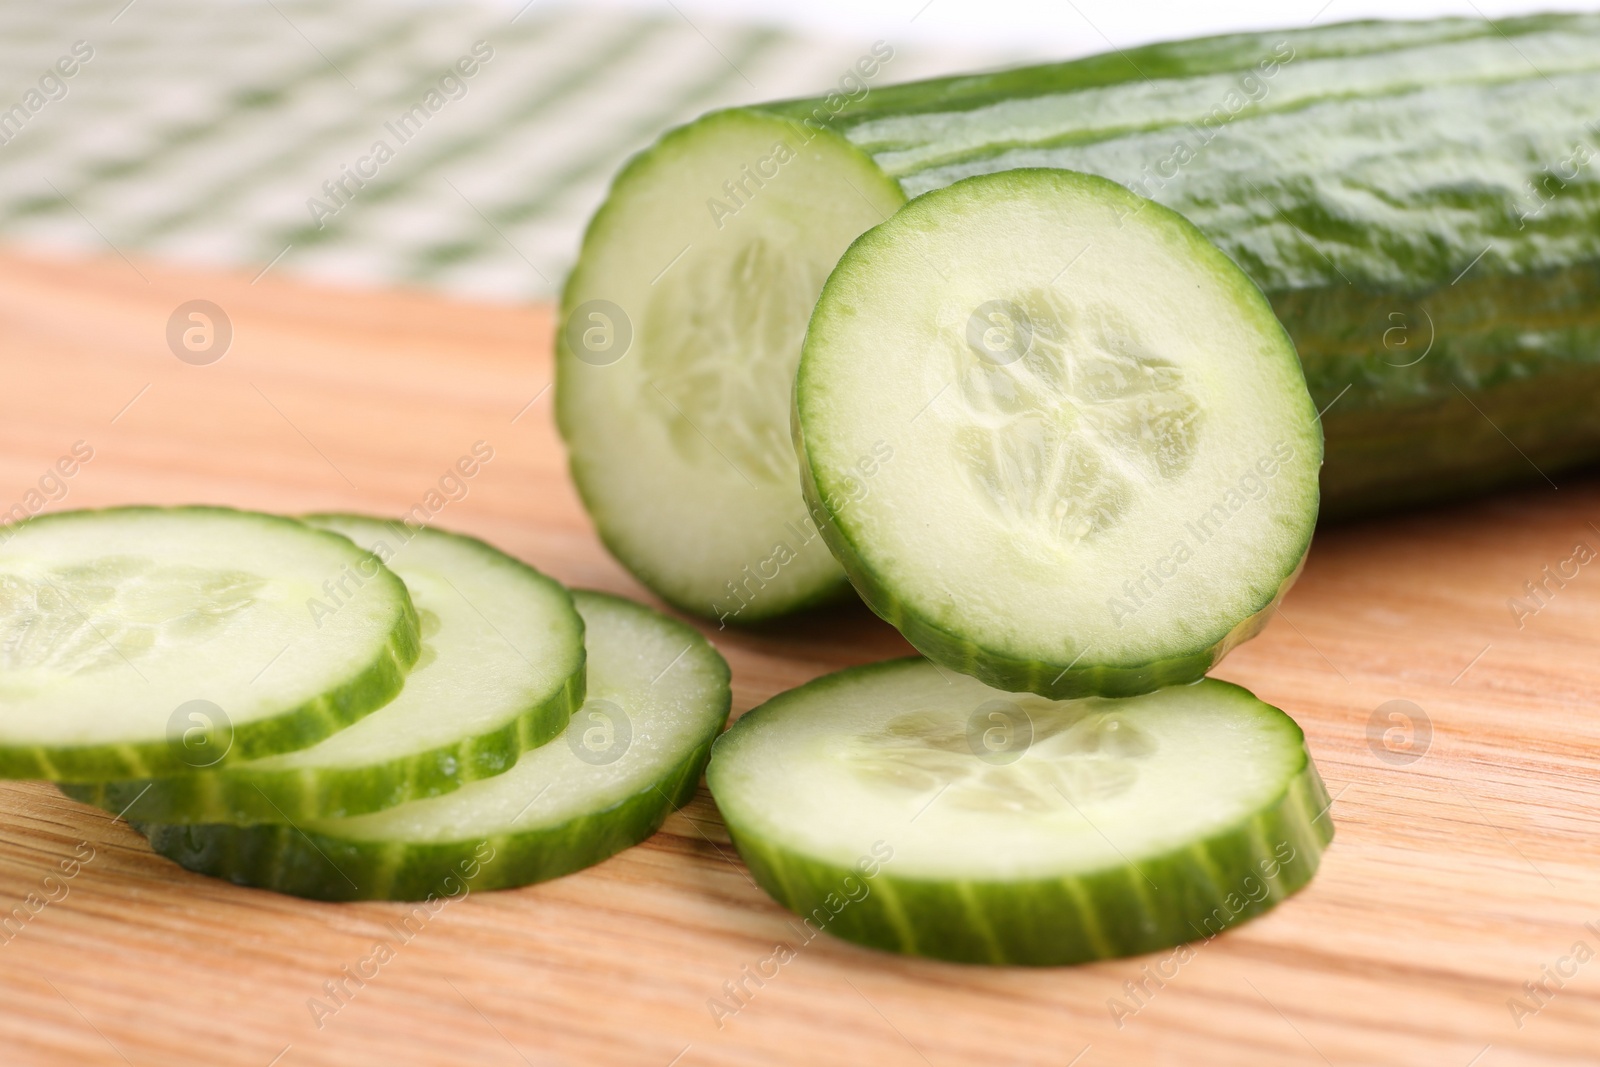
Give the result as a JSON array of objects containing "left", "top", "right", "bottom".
[
  {"left": 61, "top": 516, "right": 585, "bottom": 823},
  {"left": 557, "top": 109, "right": 906, "bottom": 623},
  {"left": 707, "top": 659, "right": 1333, "bottom": 966},
  {"left": 0, "top": 507, "right": 420, "bottom": 780},
  {"left": 137, "top": 591, "right": 730, "bottom": 901},
  {"left": 796, "top": 170, "right": 1321, "bottom": 698}
]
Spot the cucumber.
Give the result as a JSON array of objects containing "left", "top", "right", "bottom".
[
  {"left": 136, "top": 591, "right": 730, "bottom": 901},
  {"left": 798, "top": 169, "right": 1319, "bottom": 698},
  {"left": 0, "top": 507, "right": 420, "bottom": 780},
  {"left": 61, "top": 516, "right": 585, "bottom": 823},
  {"left": 557, "top": 110, "right": 906, "bottom": 623},
  {"left": 567, "top": 15, "right": 1600, "bottom": 616},
  {"left": 706, "top": 659, "right": 1333, "bottom": 966},
  {"left": 790, "top": 14, "right": 1600, "bottom": 519}
]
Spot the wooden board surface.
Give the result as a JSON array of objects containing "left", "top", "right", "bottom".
[{"left": 3, "top": 248, "right": 1599, "bottom": 1067}]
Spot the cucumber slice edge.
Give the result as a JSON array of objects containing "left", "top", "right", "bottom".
[
  {"left": 64, "top": 515, "right": 588, "bottom": 822},
  {"left": 133, "top": 589, "right": 732, "bottom": 900},
  {"left": 1, "top": 505, "right": 422, "bottom": 780},
  {"left": 709, "top": 657, "right": 1335, "bottom": 965}
]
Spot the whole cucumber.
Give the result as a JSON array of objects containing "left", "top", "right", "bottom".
[
  {"left": 558, "top": 15, "right": 1600, "bottom": 622},
  {"left": 756, "top": 14, "right": 1600, "bottom": 516}
]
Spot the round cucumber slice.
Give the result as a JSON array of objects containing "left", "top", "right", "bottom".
[
  {"left": 0, "top": 507, "right": 420, "bottom": 780},
  {"left": 796, "top": 169, "right": 1321, "bottom": 698},
  {"left": 62, "top": 516, "right": 585, "bottom": 823},
  {"left": 707, "top": 659, "right": 1333, "bottom": 966},
  {"left": 138, "top": 590, "right": 730, "bottom": 901},
  {"left": 557, "top": 109, "right": 906, "bottom": 623}
]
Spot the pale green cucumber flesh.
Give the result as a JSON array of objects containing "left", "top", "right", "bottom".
[
  {"left": 0, "top": 507, "right": 420, "bottom": 780},
  {"left": 556, "top": 109, "right": 906, "bottom": 622},
  {"left": 797, "top": 170, "right": 1320, "bottom": 697},
  {"left": 137, "top": 591, "right": 730, "bottom": 901},
  {"left": 707, "top": 659, "right": 1334, "bottom": 965},
  {"left": 62, "top": 516, "right": 585, "bottom": 823}
]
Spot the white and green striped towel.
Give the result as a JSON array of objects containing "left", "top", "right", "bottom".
[{"left": 0, "top": 1, "right": 1025, "bottom": 300}]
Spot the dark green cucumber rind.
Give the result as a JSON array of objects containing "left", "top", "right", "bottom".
[
  {"left": 794, "top": 171, "right": 1320, "bottom": 698},
  {"left": 136, "top": 735, "right": 714, "bottom": 902},
  {"left": 768, "top": 15, "right": 1600, "bottom": 263},
  {"left": 1283, "top": 270, "right": 1600, "bottom": 515},
  {"left": 31, "top": 613, "right": 420, "bottom": 782},
  {"left": 57, "top": 665, "right": 583, "bottom": 823},
  {"left": 0, "top": 506, "right": 423, "bottom": 781},
  {"left": 132, "top": 589, "right": 733, "bottom": 899},
  {"left": 555, "top": 110, "right": 904, "bottom": 623},
  {"left": 721, "top": 745, "right": 1334, "bottom": 966},
  {"left": 757, "top": 15, "right": 1600, "bottom": 515},
  {"left": 757, "top": 17, "right": 1551, "bottom": 126},
  {"left": 1322, "top": 360, "right": 1600, "bottom": 517}
]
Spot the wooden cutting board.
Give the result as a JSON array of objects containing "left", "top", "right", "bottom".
[{"left": 2, "top": 249, "right": 1598, "bottom": 1067}]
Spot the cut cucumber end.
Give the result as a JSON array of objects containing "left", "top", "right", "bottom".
[
  {"left": 65, "top": 516, "right": 587, "bottom": 823},
  {"left": 138, "top": 590, "right": 731, "bottom": 901},
  {"left": 0, "top": 506, "right": 421, "bottom": 780},
  {"left": 796, "top": 169, "right": 1321, "bottom": 697},
  {"left": 557, "top": 108, "right": 907, "bottom": 623},
  {"left": 707, "top": 659, "right": 1334, "bottom": 965}
]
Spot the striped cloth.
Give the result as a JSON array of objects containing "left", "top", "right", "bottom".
[{"left": 0, "top": 1, "right": 1024, "bottom": 300}]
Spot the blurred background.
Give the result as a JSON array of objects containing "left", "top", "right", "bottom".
[{"left": 1, "top": 0, "right": 1587, "bottom": 303}]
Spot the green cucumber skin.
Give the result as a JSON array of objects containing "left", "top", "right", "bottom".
[
  {"left": 762, "top": 17, "right": 1528, "bottom": 125},
  {"left": 1285, "top": 271, "right": 1600, "bottom": 512},
  {"left": 58, "top": 666, "right": 583, "bottom": 823},
  {"left": 758, "top": 14, "right": 1600, "bottom": 516},
  {"left": 723, "top": 749, "right": 1334, "bottom": 966},
  {"left": 137, "top": 737, "right": 712, "bottom": 902},
  {"left": 0, "top": 506, "right": 423, "bottom": 781}
]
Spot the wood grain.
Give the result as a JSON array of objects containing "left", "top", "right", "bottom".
[{"left": 2, "top": 248, "right": 1599, "bottom": 1067}]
